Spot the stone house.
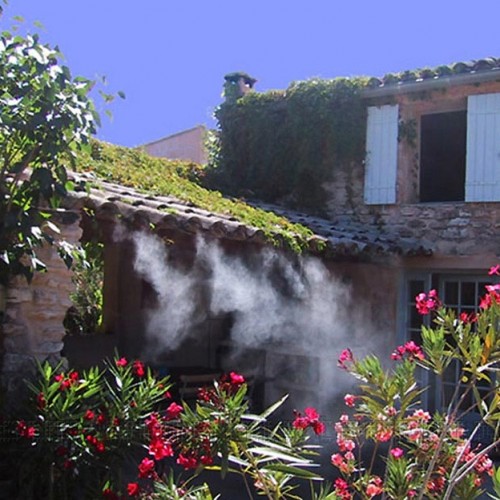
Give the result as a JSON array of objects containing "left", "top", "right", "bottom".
[
  {"left": 322, "top": 58, "right": 500, "bottom": 411},
  {"left": 3, "top": 58, "right": 500, "bottom": 418}
]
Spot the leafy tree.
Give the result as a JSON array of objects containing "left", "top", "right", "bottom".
[{"left": 0, "top": 23, "right": 99, "bottom": 285}]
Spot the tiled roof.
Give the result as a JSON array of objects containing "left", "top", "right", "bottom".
[
  {"left": 250, "top": 201, "right": 432, "bottom": 258},
  {"left": 363, "top": 57, "right": 500, "bottom": 95},
  {"left": 65, "top": 172, "right": 432, "bottom": 260}
]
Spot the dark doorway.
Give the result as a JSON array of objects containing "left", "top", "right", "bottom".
[{"left": 420, "top": 111, "right": 467, "bottom": 202}]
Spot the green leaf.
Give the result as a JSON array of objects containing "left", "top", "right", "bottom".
[
  {"left": 247, "top": 446, "right": 312, "bottom": 464},
  {"left": 259, "top": 393, "right": 288, "bottom": 419},
  {"left": 263, "top": 463, "right": 322, "bottom": 480}
]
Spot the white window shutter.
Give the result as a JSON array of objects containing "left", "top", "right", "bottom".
[
  {"left": 364, "top": 104, "right": 399, "bottom": 204},
  {"left": 466, "top": 93, "right": 500, "bottom": 202}
]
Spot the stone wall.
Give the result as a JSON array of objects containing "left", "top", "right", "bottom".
[
  {"left": 324, "top": 80, "right": 500, "bottom": 260},
  {"left": 142, "top": 125, "right": 208, "bottom": 164},
  {"left": 1, "top": 211, "right": 81, "bottom": 393}
]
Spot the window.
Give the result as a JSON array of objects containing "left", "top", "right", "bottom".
[
  {"left": 420, "top": 111, "right": 466, "bottom": 202},
  {"left": 365, "top": 92, "right": 500, "bottom": 204},
  {"left": 404, "top": 273, "right": 494, "bottom": 412}
]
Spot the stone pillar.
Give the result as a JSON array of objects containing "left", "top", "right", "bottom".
[{"left": 1, "top": 212, "right": 82, "bottom": 393}]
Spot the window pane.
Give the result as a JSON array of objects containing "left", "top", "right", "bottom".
[
  {"left": 409, "top": 307, "right": 423, "bottom": 329},
  {"left": 461, "top": 282, "right": 476, "bottom": 306},
  {"left": 444, "top": 281, "right": 459, "bottom": 305},
  {"left": 409, "top": 280, "right": 425, "bottom": 299}
]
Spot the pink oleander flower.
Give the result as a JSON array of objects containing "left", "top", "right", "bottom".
[
  {"left": 390, "top": 447, "right": 404, "bottom": 459},
  {"left": 229, "top": 371, "right": 245, "bottom": 385},
  {"left": 415, "top": 289, "right": 441, "bottom": 315},
  {"left": 449, "top": 426, "right": 465, "bottom": 439},
  {"left": 391, "top": 340, "right": 424, "bottom": 362},
  {"left": 338, "top": 348, "right": 354, "bottom": 369},
  {"left": 374, "top": 426, "right": 393, "bottom": 442},
  {"left": 366, "top": 476, "right": 383, "bottom": 497},
  {"left": 334, "top": 478, "right": 352, "bottom": 500},
  {"left": 489, "top": 265, "right": 500, "bottom": 276}
]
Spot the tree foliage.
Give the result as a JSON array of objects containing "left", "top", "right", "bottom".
[{"left": 0, "top": 26, "right": 99, "bottom": 284}]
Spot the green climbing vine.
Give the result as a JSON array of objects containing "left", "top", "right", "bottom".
[{"left": 207, "top": 77, "right": 369, "bottom": 211}]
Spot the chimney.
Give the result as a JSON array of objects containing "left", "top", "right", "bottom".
[{"left": 223, "top": 72, "right": 257, "bottom": 101}]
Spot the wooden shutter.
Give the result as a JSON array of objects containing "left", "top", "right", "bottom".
[
  {"left": 364, "top": 104, "right": 399, "bottom": 204},
  {"left": 465, "top": 93, "right": 500, "bottom": 202}
]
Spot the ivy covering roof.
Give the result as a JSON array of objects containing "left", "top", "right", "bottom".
[{"left": 68, "top": 140, "right": 431, "bottom": 259}]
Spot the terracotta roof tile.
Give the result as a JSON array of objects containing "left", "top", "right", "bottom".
[
  {"left": 364, "top": 57, "right": 500, "bottom": 95},
  {"left": 66, "top": 172, "right": 432, "bottom": 260}
]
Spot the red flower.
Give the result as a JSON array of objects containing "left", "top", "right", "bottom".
[
  {"left": 149, "top": 437, "right": 173, "bottom": 460},
  {"left": 138, "top": 457, "right": 155, "bottom": 478},
  {"left": 102, "top": 488, "right": 119, "bottom": 500},
  {"left": 292, "top": 407, "right": 325, "bottom": 435},
  {"left": 344, "top": 394, "right": 356, "bottom": 407},
  {"left": 86, "top": 434, "right": 105, "bottom": 453},
  {"left": 292, "top": 415, "right": 309, "bottom": 430},
  {"left": 16, "top": 420, "right": 36, "bottom": 438},
  {"left": 96, "top": 413, "right": 106, "bottom": 425},
  {"left": 63, "top": 459, "right": 74, "bottom": 470},
  {"left": 54, "top": 371, "right": 79, "bottom": 390},
  {"left": 133, "top": 360, "right": 145, "bottom": 377},
  {"left": 200, "top": 454, "right": 213, "bottom": 465},
  {"left": 56, "top": 445, "right": 68, "bottom": 457},
  {"left": 84, "top": 409, "right": 95, "bottom": 421},
  {"left": 165, "top": 402, "right": 183, "bottom": 421},
  {"left": 229, "top": 372, "right": 245, "bottom": 385},
  {"left": 127, "top": 482, "right": 140, "bottom": 497},
  {"left": 177, "top": 453, "right": 198, "bottom": 470},
  {"left": 460, "top": 311, "right": 477, "bottom": 323},
  {"left": 36, "top": 392, "right": 46, "bottom": 410},
  {"left": 115, "top": 357, "right": 128, "bottom": 367},
  {"left": 311, "top": 420, "right": 326, "bottom": 435}
]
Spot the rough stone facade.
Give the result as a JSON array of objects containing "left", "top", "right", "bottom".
[
  {"left": 324, "top": 79, "right": 500, "bottom": 262},
  {"left": 1, "top": 212, "right": 82, "bottom": 392}
]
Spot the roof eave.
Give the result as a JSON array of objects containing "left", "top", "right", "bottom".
[{"left": 362, "top": 69, "right": 500, "bottom": 99}]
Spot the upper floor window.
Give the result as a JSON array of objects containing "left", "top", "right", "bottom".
[
  {"left": 420, "top": 111, "right": 466, "bottom": 202},
  {"left": 364, "top": 92, "right": 500, "bottom": 205}
]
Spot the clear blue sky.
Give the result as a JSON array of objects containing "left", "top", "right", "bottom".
[{"left": 4, "top": 1, "right": 500, "bottom": 148}]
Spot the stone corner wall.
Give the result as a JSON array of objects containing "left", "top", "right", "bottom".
[{"left": 1, "top": 213, "right": 81, "bottom": 393}]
